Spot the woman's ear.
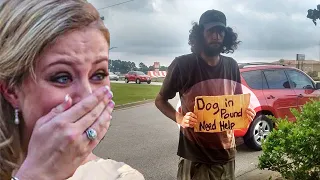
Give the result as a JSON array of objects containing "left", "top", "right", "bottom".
[{"left": 0, "top": 81, "right": 20, "bottom": 108}]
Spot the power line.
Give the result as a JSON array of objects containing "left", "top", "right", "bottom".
[{"left": 97, "top": 0, "right": 134, "bottom": 11}]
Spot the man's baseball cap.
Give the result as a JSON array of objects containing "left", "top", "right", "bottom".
[{"left": 199, "top": 9, "right": 227, "bottom": 31}]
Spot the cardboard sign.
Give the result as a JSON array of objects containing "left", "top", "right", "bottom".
[{"left": 194, "top": 94, "right": 251, "bottom": 133}]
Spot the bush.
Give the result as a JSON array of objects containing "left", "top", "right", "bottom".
[
  {"left": 307, "top": 71, "right": 318, "bottom": 78},
  {"left": 258, "top": 100, "right": 320, "bottom": 180},
  {"left": 305, "top": 71, "right": 320, "bottom": 81},
  {"left": 313, "top": 77, "right": 320, "bottom": 81}
]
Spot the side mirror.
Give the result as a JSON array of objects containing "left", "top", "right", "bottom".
[
  {"left": 316, "top": 82, "right": 320, "bottom": 90},
  {"left": 304, "top": 85, "right": 313, "bottom": 89}
]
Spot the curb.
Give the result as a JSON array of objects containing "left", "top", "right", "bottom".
[
  {"left": 236, "top": 168, "right": 282, "bottom": 180},
  {"left": 114, "top": 99, "right": 155, "bottom": 110}
]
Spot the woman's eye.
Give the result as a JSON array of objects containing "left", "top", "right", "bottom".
[
  {"left": 91, "top": 72, "right": 108, "bottom": 81},
  {"left": 50, "top": 74, "right": 72, "bottom": 84}
]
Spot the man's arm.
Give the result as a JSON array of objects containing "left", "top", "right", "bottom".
[
  {"left": 155, "top": 94, "right": 182, "bottom": 123},
  {"left": 154, "top": 58, "right": 184, "bottom": 123},
  {"left": 155, "top": 94, "right": 197, "bottom": 128}
]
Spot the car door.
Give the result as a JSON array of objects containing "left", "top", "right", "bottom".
[
  {"left": 286, "top": 69, "right": 320, "bottom": 109},
  {"left": 131, "top": 72, "right": 137, "bottom": 81},
  {"left": 128, "top": 71, "right": 134, "bottom": 81},
  {"left": 262, "top": 69, "right": 298, "bottom": 121}
]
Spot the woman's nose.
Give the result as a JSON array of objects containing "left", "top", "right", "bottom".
[{"left": 72, "top": 82, "right": 93, "bottom": 104}]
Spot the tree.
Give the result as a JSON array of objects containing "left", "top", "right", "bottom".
[
  {"left": 159, "top": 66, "right": 168, "bottom": 71},
  {"left": 307, "top": 4, "right": 320, "bottom": 25},
  {"left": 138, "top": 62, "right": 149, "bottom": 74},
  {"left": 129, "top": 61, "right": 137, "bottom": 71},
  {"left": 279, "top": 59, "right": 285, "bottom": 65},
  {"left": 307, "top": 71, "right": 318, "bottom": 78},
  {"left": 108, "top": 59, "right": 137, "bottom": 74},
  {"left": 148, "top": 65, "right": 155, "bottom": 71}
]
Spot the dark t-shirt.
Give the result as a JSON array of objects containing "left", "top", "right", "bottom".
[{"left": 159, "top": 53, "right": 243, "bottom": 164}]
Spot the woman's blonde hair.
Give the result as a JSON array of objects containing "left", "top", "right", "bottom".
[{"left": 0, "top": 0, "right": 110, "bottom": 179}]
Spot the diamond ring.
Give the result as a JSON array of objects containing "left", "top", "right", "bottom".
[{"left": 86, "top": 128, "right": 97, "bottom": 140}]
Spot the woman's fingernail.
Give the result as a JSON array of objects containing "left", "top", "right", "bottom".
[
  {"left": 104, "top": 85, "right": 111, "bottom": 93},
  {"left": 106, "top": 100, "right": 115, "bottom": 113},
  {"left": 65, "top": 94, "right": 70, "bottom": 102},
  {"left": 108, "top": 100, "right": 115, "bottom": 108},
  {"left": 107, "top": 91, "right": 113, "bottom": 99}
]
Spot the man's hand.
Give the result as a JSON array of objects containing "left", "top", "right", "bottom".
[
  {"left": 246, "top": 107, "right": 256, "bottom": 122},
  {"left": 176, "top": 112, "right": 198, "bottom": 128}
]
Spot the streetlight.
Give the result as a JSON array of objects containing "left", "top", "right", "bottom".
[{"left": 109, "top": 47, "right": 117, "bottom": 50}]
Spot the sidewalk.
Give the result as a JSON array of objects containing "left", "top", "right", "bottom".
[{"left": 236, "top": 169, "right": 283, "bottom": 180}]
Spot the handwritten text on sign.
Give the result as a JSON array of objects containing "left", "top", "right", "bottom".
[{"left": 194, "top": 94, "right": 251, "bottom": 133}]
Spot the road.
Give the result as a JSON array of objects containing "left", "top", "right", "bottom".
[
  {"left": 93, "top": 97, "right": 263, "bottom": 180},
  {"left": 111, "top": 80, "right": 163, "bottom": 86},
  {"left": 112, "top": 80, "right": 319, "bottom": 87}
]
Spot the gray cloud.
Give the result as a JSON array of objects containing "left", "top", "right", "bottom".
[{"left": 88, "top": 0, "right": 320, "bottom": 66}]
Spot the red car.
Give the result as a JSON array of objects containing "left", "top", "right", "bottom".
[
  {"left": 124, "top": 71, "right": 151, "bottom": 84},
  {"left": 176, "top": 63, "right": 320, "bottom": 150}
]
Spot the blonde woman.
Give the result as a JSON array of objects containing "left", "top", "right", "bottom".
[{"left": 0, "top": 0, "right": 144, "bottom": 180}]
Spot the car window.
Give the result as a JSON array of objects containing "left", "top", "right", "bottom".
[
  {"left": 263, "top": 70, "right": 290, "bottom": 89},
  {"left": 286, "top": 70, "right": 314, "bottom": 89},
  {"left": 109, "top": 72, "right": 115, "bottom": 75},
  {"left": 241, "top": 70, "right": 267, "bottom": 90},
  {"left": 136, "top": 71, "right": 145, "bottom": 75}
]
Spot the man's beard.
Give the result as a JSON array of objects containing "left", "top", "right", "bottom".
[{"left": 203, "top": 43, "right": 223, "bottom": 57}]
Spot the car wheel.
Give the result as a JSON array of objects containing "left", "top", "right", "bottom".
[
  {"left": 125, "top": 78, "right": 129, "bottom": 83},
  {"left": 147, "top": 80, "right": 151, "bottom": 84},
  {"left": 243, "top": 114, "right": 273, "bottom": 151},
  {"left": 136, "top": 79, "right": 141, "bottom": 84}
]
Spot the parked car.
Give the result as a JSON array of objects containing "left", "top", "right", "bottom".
[
  {"left": 109, "top": 72, "right": 119, "bottom": 81},
  {"left": 175, "top": 63, "right": 320, "bottom": 150},
  {"left": 124, "top": 71, "right": 151, "bottom": 84}
]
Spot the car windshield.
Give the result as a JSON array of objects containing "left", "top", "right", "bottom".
[
  {"left": 109, "top": 72, "right": 115, "bottom": 75},
  {"left": 136, "top": 71, "right": 145, "bottom": 75}
]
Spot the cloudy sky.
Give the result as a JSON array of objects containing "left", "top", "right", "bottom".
[{"left": 88, "top": 0, "right": 320, "bottom": 66}]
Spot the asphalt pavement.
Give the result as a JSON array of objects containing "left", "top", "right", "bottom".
[{"left": 93, "top": 96, "right": 273, "bottom": 180}]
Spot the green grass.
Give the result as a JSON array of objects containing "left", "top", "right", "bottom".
[{"left": 110, "top": 83, "right": 161, "bottom": 105}]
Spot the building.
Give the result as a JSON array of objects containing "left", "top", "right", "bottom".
[{"left": 273, "top": 60, "right": 320, "bottom": 77}]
